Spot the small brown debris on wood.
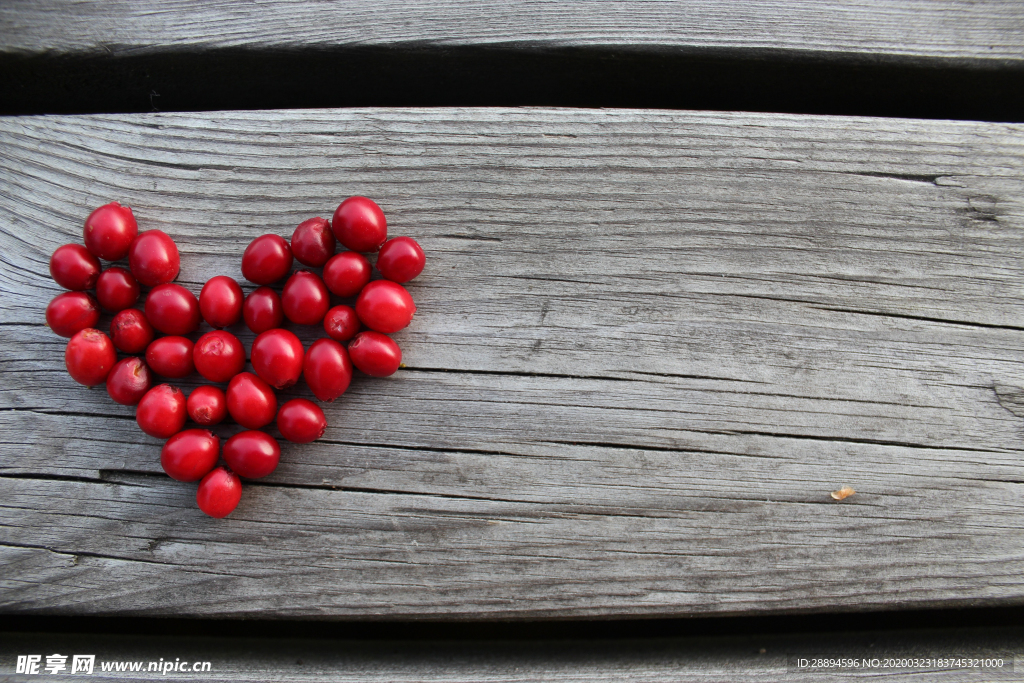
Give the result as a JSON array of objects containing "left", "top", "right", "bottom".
[{"left": 831, "top": 486, "right": 856, "bottom": 500}]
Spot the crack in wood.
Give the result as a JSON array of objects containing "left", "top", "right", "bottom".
[
  {"left": 0, "top": 407, "right": 137, "bottom": 422},
  {"left": 841, "top": 171, "right": 943, "bottom": 185},
  {"left": 3, "top": 470, "right": 555, "bottom": 505},
  {"left": 437, "top": 234, "right": 503, "bottom": 242},
  {"left": 405, "top": 366, "right": 632, "bottom": 382},
  {"left": 316, "top": 440, "right": 523, "bottom": 458},
  {"left": 809, "top": 306, "right": 1024, "bottom": 332},
  {"left": 0, "top": 541, "right": 171, "bottom": 567},
  {"left": 541, "top": 440, "right": 791, "bottom": 460},
  {"left": 681, "top": 428, "right": 1006, "bottom": 453},
  {"left": 248, "top": 480, "right": 553, "bottom": 505},
  {"left": 993, "top": 384, "right": 1024, "bottom": 418},
  {"left": 0, "top": 472, "right": 113, "bottom": 486},
  {"left": 626, "top": 371, "right": 764, "bottom": 384}
]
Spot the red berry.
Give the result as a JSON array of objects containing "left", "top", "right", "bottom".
[
  {"left": 251, "top": 329, "right": 304, "bottom": 389},
  {"left": 50, "top": 244, "right": 101, "bottom": 291},
  {"left": 355, "top": 280, "right": 416, "bottom": 333},
  {"left": 332, "top": 196, "right": 387, "bottom": 252},
  {"left": 242, "top": 286, "right": 284, "bottom": 334},
  {"left": 193, "top": 330, "right": 245, "bottom": 383},
  {"left": 129, "top": 230, "right": 180, "bottom": 286},
  {"left": 145, "top": 283, "right": 200, "bottom": 335},
  {"left": 196, "top": 467, "right": 242, "bottom": 518},
  {"left": 145, "top": 336, "right": 195, "bottom": 378},
  {"left": 199, "top": 275, "right": 243, "bottom": 328},
  {"left": 322, "top": 251, "right": 371, "bottom": 298},
  {"left": 226, "top": 372, "right": 277, "bottom": 429},
  {"left": 323, "top": 305, "right": 360, "bottom": 342},
  {"left": 95, "top": 266, "right": 140, "bottom": 312},
  {"left": 303, "top": 338, "right": 352, "bottom": 402},
  {"left": 376, "top": 236, "right": 425, "bottom": 283},
  {"left": 65, "top": 328, "right": 117, "bottom": 386},
  {"left": 110, "top": 308, "right": 155, "bottom": 354},
  {"left": 136, "top": 384, "right": 186, "bottom": 438},
  {"left": 187, "top": 385, "right": 228, "bottom": 426},
  {"left": 223, "top": 430, "right": 281, "bottom": 479},
  {"left": 277, "top": 398, "right": 327, "bottom": 443},
  {"left": 105, "top": 357, "right": 153, "bottom": 406},
  {"left": 291, "top": 217, "right": 336, "bottom": 267},
  {"left": 161, "top": 428, "right": 219, "bottom": 482},
  {"left": 84, "top": 202, "right": 138, "bottom": 261},
  {"left": 241, "top": 234, "right": 292, "bottom": 285},
  {"left": 282, "top": 270, "right": 329, "bottom": 325},
  {"left": 348, "top": 331, "right": 402, "bottom": 377},
  {"left": 46, "top": 291, "right": 100, "bottom": 338}
]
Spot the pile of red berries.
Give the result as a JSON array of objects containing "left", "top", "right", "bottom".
[{"left": 46, "top": 197, "right": 424, "bottom": 518}]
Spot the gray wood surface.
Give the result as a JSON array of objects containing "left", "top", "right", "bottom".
[
  {"left": 1, "top": 108, "right": 1024, "bottom": 619},
  {"left": 1, "top": 0, "right": 1023, "bottom": 63},
  {"left": 3, "top": 627, "right": 1022, "bottom": 681}
]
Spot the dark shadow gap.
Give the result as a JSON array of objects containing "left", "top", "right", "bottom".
[
  {"left": 1, "top": 45, "right": 1022, "bottom": 121},
  {"left": 4, "top": 605, "right": 1024, "bottom": 640}
]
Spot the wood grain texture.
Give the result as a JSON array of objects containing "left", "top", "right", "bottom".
[
  {"left": 1, "top": 108, "right": 1024, "bottom": 619},
  {"left": 3, "top": 628, "right": 1022, "bottom": 681},
  {"left": 1, "top": 0, "right": 1022, "bottom": 63}
]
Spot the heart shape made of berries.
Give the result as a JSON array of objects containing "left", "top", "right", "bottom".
[{"left": 47, "top": 196, "right": 425, "bottom": 518}]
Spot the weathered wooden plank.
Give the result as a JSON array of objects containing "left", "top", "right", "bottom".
[
  {"left": 1, "top": 108, "right": 1023, "bottom": 619},
  {"left": 2, "top": 0, "right": 1023, "bottom": 63},
  {"left": 1, "top": 627, "right": 1021, "bottom": 681}
]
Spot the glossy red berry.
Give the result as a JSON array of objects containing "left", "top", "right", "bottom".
[
  {"left": 129, "top": 230, "right": 180, "bottom": 286},
  {"left": 187, "top": 385, "right": 228, "bottom": 426},
  {"left": 226, "top": 372, "right": 277, "bottom": 429},
  {"left": 376, "top": 236, "right": 425, "bottom": 283},
  {"left": 282, "top": 270, "right": 330, "bottom": 325},
  {"left": 105, "top": 357, "right": 153, "bottom": 406},
  {"left": 241, "top": 234, "right": 292, "bottom": 285},
  {"left": 144, "top": 283, "right": 200, "bottom": 335},
  {"left": 136, "top": 384, "right": 186, "bottom": 438},
  {"left": 46, "top": 291, "right": 100, "bottom": 338},
  {"left": 199, "top": 275, "right": 243, "bottom": 328},
  {"left": 251, "top": 329, "right": 304, "bottom": 389},
  {"left": 291, "top": 217, "right": 336, "bottom": 267},
  {"left": 193, "top": 330, "right": 245, "bottom": 383},
  {"left": 332, "top": 196, "right": 387, "bottom": 252},
  {"left": 303, "top": 338, "right": 353, "bottom": 402},
  {"left": 145, "top": 336, "right": 195, "bottom": 378},
  {"left": 242, "top": 286, "right": 284, "bottom": 334},
  {"left": 348, "top": 331, "right": 402, "bottom": 377},
  {"left": 355, "top": 280, "right": 416, "bottom": 333},
  {"left": 277, "top": 399, "right": 327, "bottom": 443},
  {"left": 84, "top": 202, "right": 138, "bottom": 261},
  {"left": 223, "top": 430, "right": 281, "bottom": 479},
  {"left": 65, "top": 328, "right": 117, "bottom": 386},
  {"left": 161, "top": 429, "right": 220, "bottom": 482},
  {"left": 110, "top": 308, "right": 155, "bottom": 354},
  {"left": 196, "top": 467, "right": 242, "bottom": 518},
  {"left": 50, "top": 244, "right": 101, "bottom": 291},
  {"left": 323, "top": 305, "right": 360, "bottom": 342},
  {"left": 95, "top": 266, "right": 140, "bottom": 312},
  {"left": 322, "top": 251, "right": 371, "bottom": 298}
]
